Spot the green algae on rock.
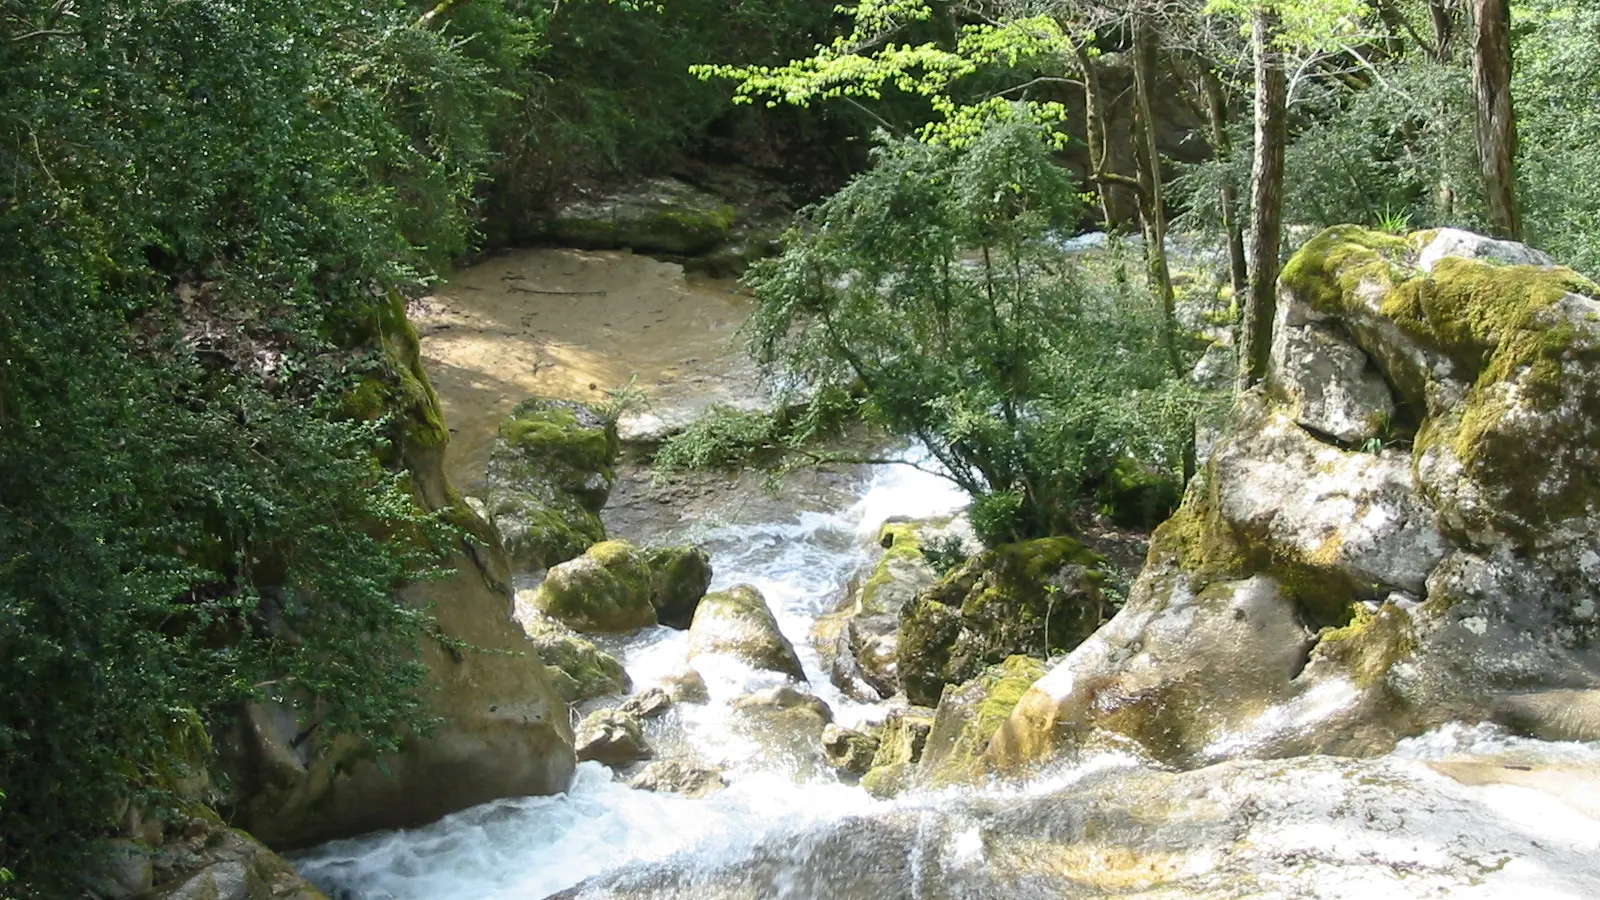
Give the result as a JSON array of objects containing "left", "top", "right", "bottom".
[
  {"left": 688, "top": 584, "right": 806, "bottom": 680},
  {"left": 533, "top": 540, "right": 658, "bottom": 634},
  {"left": 645, "top": 544, "right": 714, "bottom": 630},
  {"left": 486, "top": 398, "right": 619, "bottom": 572}
]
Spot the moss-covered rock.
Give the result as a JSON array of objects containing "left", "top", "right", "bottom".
[
  {"left": 538, "top": 178, "right": 737, "bottom": 256},
  {"left": 533, "top": 540, "right": 657, "bottom": 634},
  {"left": 141, "top": 813, "right": 326, "bottom": 900},
  {"left": 688, "top": 584, "right": 805, "bottom": 679},
  {"left": 920, "top": 656, "right": 1046, "bottom": 787},
  {"left": 1095, "top": 458, "right": 1183, "bottom": 529},
  {"left": 519, "top": 615, "right": 632, "bottom": 703},
  {"left": 645, "top": 544, "right": 714, "bottom": 630},
  {"left": 898, "top": 537, "right": 1106, "bottom": 707},
  {"left": 821, "top": 724, "right": 881, "bottom": 776},
  {"left": 485, "top": 398, "right": 618, "bottom": 572}
]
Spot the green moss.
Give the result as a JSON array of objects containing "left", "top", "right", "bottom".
[
  {"left": 533, "top": 541, "right": 656, "bottom": 633},
  {"left": 1095, "top": 458, "right": 1182, "bottom": 529},
  {"left": 1279, "top": 225, "right": 1413, "bottom": 316},
  {"left": 499, "top": 403, "right": 615, "bottom": 473},
  {"left": 859, "top": 522, "right": 930, "bottom": 615},
  {"left": 1313, "top": 602, "right": 1417, "bottom": 689},
  {"left": 922, "top": 655, "right": 1046, "bottom": 787}
]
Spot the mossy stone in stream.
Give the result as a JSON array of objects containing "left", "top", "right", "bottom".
[
  {"left": 486, "top": 398, "right": 619, "bottom": 572},
  {"left": 645, "top": 544, "right": 713, "bottom": 630},
  {"left": 919, "top": 655, "right": 1047, "bottom": 787},
  {"left": 688, "top": 585, "right": 805, "bottom": 679},
  {"left": 520, "top": 615, "right": 632, "bottom": 703},
  {"left": 898, "top": 537, "right": 1106, "bottom": 707},
  {"left": 533, "top": 540, "right": 657, "bottom": 634}
]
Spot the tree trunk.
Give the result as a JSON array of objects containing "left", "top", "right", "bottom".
[
  {"left": 1201, "top": 64, "right": 1248, "bottom": 302},
  {"left": 1074, "top": 43, "right": 1117, "bottom": 227},
  {"left": 1473, "top": 0, "right": 1522, "bottom": 240},
  {"left": 1239, "top": 7, "right": 1287, "bottom": 392},
  {"left": 1131, "top": 18, "right": 1181, "bottom": 377},
  {"left": 1430, "top": 0, "right": 1458, "bottom": 61}
]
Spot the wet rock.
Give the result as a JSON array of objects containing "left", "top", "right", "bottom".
[
  {"left": 688, "top": 584, "right": 805, "bottom": 680},
  {"left": 533, "top": 540, "right": 657, "bottom": 634},
  {"left": 548, "top": 753, "right": 1600, "bottom": 900},
  {"left": 620, "top": 687, "right": 673, "bottom": 720},
  {"left": 821, "top": 725, "right": 880, "bottom": 776},
  {"left": 84, "top": 838, "right": 153, "bottom": 900},
  {"left": 575, "top": 709, "right": 653, "bottom": 768},
  {"left": 144, "top": 816, "right": 325, "bottom": 900},
  {"left": 898, "top": 537, "right": 1106, "bottom": 707},
  {"left": 920, "top": 656, "right": 1046, "bottom": 787},
  {"left": 518, "top": 614, "right": 631, "bottom": 703},
  {"left": 485, "top": 398, "right": 617, "bottom": 572},
  {"left": 870, "top": 707, "right": 935, "bottom": 770},
  {"left": 859, "top": 762, "right": 915, "bottom": 800},
  {"left": 537, "top": 178, "right": 737, "bottom": 256},
  {"left": 661, "top": 668, "right": 709, "bottom": 704},
  {"left": 645, "top": 544, "right": 713, "bottom": 629},
  {"left": 627, "top": 760, "right": 728, "bottom": 798},
  {"left": 732, "top": 685, "right": 833, "bottom": 724}
]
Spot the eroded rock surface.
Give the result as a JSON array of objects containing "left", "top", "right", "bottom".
[
  {"left": 688, "top": 585, "right": 805, "bottom": 680},
  {"left": 992, "top": 227, "right": 1600, "bottom": 774}
]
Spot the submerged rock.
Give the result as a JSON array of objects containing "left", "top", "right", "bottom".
[
  {"left": 732, "top": 685, "right": 833, "bottom": 724},
  {"left": 486, "top": 398, "right": 617, "bottom": 572},
  {"left": 992, "top": 227, "right": 1600, "bottom": 774},
  {"left": 627, "top": 760, "right": 727, "bottom": 798},
  {"left": 645, "top": 544, "right": 713, "bottom": 630},
  {"left": 575, "top": 709, "right": 653, "bottom": 769},
  {"left": 898, "top": 537, "right": 1105, "bottom": 707},
  {"left": 688, "top": 584, "right": 805, "bottom": 680},
  {"left": 533, "top": 540, "right": 657, "bottom": 634},
  {"left": 660, "top": 667, "right": 710, "bottom": 704},
  {"left": 519, "top": 614, "right": 632, "bottom": 703},
  {"left": 620, "top": 688, "right": 673, "bottom": 721}
]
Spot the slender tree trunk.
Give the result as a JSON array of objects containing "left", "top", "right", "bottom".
[
  {"left": 1473, "top": 0, "right": 1522, "bottom": 240},
  {"left": 1430, "top": 0, "right": 1457, "bottom": 61},
  {"left": 1074, "top": 43, "right": 1117, "bottom": 226},
  {"left": 1201, "top": 64, "right": 1248, "bottom": 301},
  {"left": 1239, "top": 7, "right": 1287, "bottom": 391},
  {"left": 1131, "top": 18, "right": 1181, "bottom": 377}
]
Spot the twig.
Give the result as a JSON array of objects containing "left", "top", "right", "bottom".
[{"left": 505, "top": 286, "right": 607, "bottom": 296}]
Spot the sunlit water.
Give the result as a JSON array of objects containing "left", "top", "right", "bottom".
[{"left": 295, "top": 455, "right": 1600, "bottom": 900}]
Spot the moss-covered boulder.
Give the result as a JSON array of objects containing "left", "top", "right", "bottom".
[
  {"left": 143, "top": 817, "right": 327, "bottom": 900},
  {"left": 857, "top": 706, "right": 935, "bottom": 799},
  {"left": 519, "top": 614, "right": 632, "bottom": 703},
  {"left": 645, "top": 544, "right": 713, "bottom": 630},
  {"left": 898, "top": 537, "right": 1106, "bottom": 707},
  {"left": 688, "top": 584, "right": 805, "bottom": 680},
  {"left": 990, "top": 227, "right": 1600, "bottom": 776},
  {"left": 821, "top": 725, "right": 880, "bottom": 776},
  {"left": 533, "top": 540, "right": 657, "bottom": 634},
  {"left": 920, "top": 656, "right": 1046, "bottom": 788},
  {"left": 1095, "top": 458, "right": 1183, "bottom": 529},
  {"left": 485, "top": 398, "right": 618, "bottom": 572},
  {"left": 538, "top": 178, "right": 736, "bottom": 256}
]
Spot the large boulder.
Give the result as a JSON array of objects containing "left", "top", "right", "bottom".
[
  {"left": 137, "top": 815, "right": 326, "bottom": 900},
  {"left": 688, "top": 585, "right": 805, "bottom": 680},
  {"left": 898, "top": 537, "right": 1106, "bottom": 707},
  {"left": 532, "top": 540, "right": 657, "bottom": 634},
  {"left": 991, "top": 227, "right": 1600, "bottom": 774},
  {"left": 219, "top": 298, "right": 575, "bottom": 849},
  {"left": 537, "top": 178, "right": 736, "bottom": 256},
  {"left": 485, "top": 398, "right": 617, "bottom": 572},
  {"left": 518, "top": 614, "right": 632, "bottom": 703},
  {"left": 645, "top": 544, "right": 713, "bottom": 629}
]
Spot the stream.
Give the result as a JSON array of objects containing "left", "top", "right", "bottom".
[{"left": 292, "top": 249, "right": 1600, "bottom": 899}]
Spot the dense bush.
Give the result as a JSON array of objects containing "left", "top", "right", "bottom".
[
  {"left": 744, "top": 119, "right": 1205, "bottom": 544},
  {"left": 0, "top": 0, "right": 478, "bottom": 893}
]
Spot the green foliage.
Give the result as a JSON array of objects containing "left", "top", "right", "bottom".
[
  {"left": 745, "top": 119, "right": 1208, "bottom": 544},
  {"left": 921, "top": 532, "right": 970, "bottom": 577},
  {"left": 1518, "top": 0, "right": 1600, "bottom": 275},
  {"left": 653, "top": 386, "right": 859, "bottom": 478},
  {"left": 692, "top": 0, "right": 1073, "bottom": 147},
  {"left": 0, "top": 0, "right": 478, "bottom": 892}
]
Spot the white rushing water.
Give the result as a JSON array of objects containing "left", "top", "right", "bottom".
[
  {"left": 295, "top": 456, "right": 1600, "bottom": 900},
  {"left": 299, "top": 455, "right": 973, "bottom": 899}
]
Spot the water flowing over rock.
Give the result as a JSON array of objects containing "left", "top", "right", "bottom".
[
  {"left": 533, "top": 540, "right": 658, "bottom": 634},
  {"left": 993, "top": 227, "right": 1600, "bottom": 773},
  {"left": 899, "top": 537, "right": 1106, "bottom": 707},
  {"left": 486, "top": 398, "right": 618, "bottom": 572},
  {"left": 821, "top": 725, "right": 880, "bottom": 776},
  {"left": 626, "top": 760, "right": 727, "bottom": 798},
  {"left": 549, "top": 749, "right": 1600, "bottom": 900},
  {"left": 687, "top": 584, "right": 806, "bottom": 680},
  {"left": 575, "top": 709, "right": 654, "bottom": 769}
]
